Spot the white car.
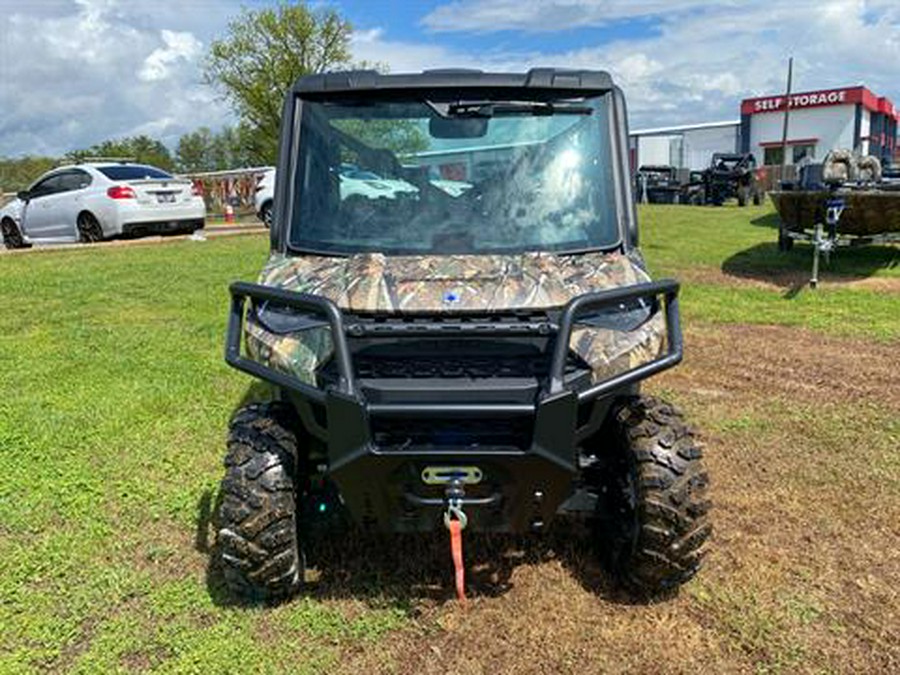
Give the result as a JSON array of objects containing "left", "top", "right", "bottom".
[
  {"left": 252, "top": 167, "right": 469, "bottom": 219},
  {"left": 253, "top": 167, "right": 418, "bottom": 225},
  {"left": 339, "top": 168, "right": 419, "bottom": 200},
  {"left": 0, "top": 162, "right": 206, "bottom": 248},
  {"left": 254, "top": 168, "right": 276, "bottom": 228}
]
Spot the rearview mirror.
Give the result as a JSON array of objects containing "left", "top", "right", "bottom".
[
  {"left": 429, "top": 117, "right": 488, "bottom": 139},
  {"left": 16, "top": 190, "right": 30, "bottom": 201}
]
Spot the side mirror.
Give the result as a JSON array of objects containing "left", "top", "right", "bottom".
[{"left": 16, "top": 190, "right": 30, "bottom": 201}]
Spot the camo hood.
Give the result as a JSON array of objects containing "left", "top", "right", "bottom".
[
  {"left": 246, "top": 250, "right": 666, "bottom": 386},
  {"left": 255, "top": 250, "right": 651, "bottom": 312}
]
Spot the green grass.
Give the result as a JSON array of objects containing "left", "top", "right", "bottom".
[
  {"left": 641, "top": 203, "right": 899, "bottom": 278},
  {"left": 0, "top": 237, "right": 414, "bottom": 673},
  {"left": 641, "top": 203, "right": 900, "bottom": 340},
  {"left": 0, "top": 206, "right": 897, "bottom": 673}
]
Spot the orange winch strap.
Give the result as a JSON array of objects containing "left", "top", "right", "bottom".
[{"left": 449, "top": 519, "right": 466, "bottom": 604}]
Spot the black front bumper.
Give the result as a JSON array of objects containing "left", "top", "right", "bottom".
[{"left": 225, "top": 280, "right": 683, "bottom": 532}]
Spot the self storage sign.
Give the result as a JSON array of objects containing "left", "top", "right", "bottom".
[{"left": 741, "top": 88, "right": 859, "bottom": 115}]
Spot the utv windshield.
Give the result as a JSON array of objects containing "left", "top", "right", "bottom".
[{"left": 289, "top": 92, "right": 620, "bottom": 255}]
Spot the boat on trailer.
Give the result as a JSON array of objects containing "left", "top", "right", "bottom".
[{"left": 769, "top": 151, "right": 900, "bottom": 287}]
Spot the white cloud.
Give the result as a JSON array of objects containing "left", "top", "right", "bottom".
[
  {"left": 388, "top": 0, "right": 900, "bottom": 128},
  {"left": 0, "top": 0, "right": 232, "bottom": 156},
  {"left": 139, "top": 30, "right": 203, "bottom": 82},
  {"left": 2, "top": 0, "right": 899, "bottom": 157}
]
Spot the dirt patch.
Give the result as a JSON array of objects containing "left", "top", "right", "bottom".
[
  {"left": 335, "top": 555, "right": 735, "bottom": 674},
  {"left": 667, "top": 323, "right": 900, "bottom": 411},
  {"left": 679, "top": 265, "right": 900, "bottom": 293},
  {"left": 322, "top": 322, "right": 900, "bottom": 674},
  {"left": 119, "top": 649, "right": 164, "bottom": 672}
]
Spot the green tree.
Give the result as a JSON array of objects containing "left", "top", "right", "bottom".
[
  {"left": 204, "top": 2, "right": 353, "bottom": 165},
  {"left": 214, "top": 124, "right": 258, "bottom": 170},
  {"left": 68, "top": 135, "right": 174, "bottom": 171},
  {"left": 0, "top": 156, "right": 58, "bottom": 193},
  {"left": 176, "top": 125, "right": 261, "bottom": 173},
  {"left": 175, "top": 127, "right": 216, "bottom": 172},
  {"left": 333, "top": 119, "right": 430, "bottom": 160}
]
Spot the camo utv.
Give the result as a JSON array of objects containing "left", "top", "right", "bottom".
[{"left": 219, "top": 69, "right": 711, "bottom": 601}]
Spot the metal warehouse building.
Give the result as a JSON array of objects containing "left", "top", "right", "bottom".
[
  {"left": 740, "top": 85, "right": 899, "bottom": 166},
  {"left": 629, "top": 120, "right": 740, "bottom": 171}
]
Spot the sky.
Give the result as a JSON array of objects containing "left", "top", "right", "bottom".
[{"left": 1, "top": 0, "right": 899, "bottom": 157}]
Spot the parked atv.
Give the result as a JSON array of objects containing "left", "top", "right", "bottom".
[
  {"left": 219, "top": 68, "right": 711, "bottom": 602},
  {"left": 682, "top": 170, "right": 708, "bottom": 205},
  {"left": 636, "top": 165, "right": 705, "bottom": 205},
  {"left": 703, "top": 152, "right": 762, "bottom": 206},
  {"left": 635, "top": 165, "right": 681, "bottom": 203}
]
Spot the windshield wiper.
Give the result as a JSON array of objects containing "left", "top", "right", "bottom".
[{"left": 432, "top": 101, "right": 592, "bottom": 118}]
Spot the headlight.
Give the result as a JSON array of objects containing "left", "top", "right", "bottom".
[
  {"left": 254, "top": 302, "right": 329, "bottom": 334},
  {"left": 575, "top": 296, "right": 657, "bottom": 332}
]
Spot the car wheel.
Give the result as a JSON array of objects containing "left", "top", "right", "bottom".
[
  {"left": 260, "top": 202, "right": 273, "bottom": 229},
  {"left": 77, "top": 212, "right": 104, "bottom": 243},
  {"left": 1, "top": 218, "right": 28, "bottom": 249}
]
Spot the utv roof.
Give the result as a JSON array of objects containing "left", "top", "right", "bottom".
[{"left": 293, "top": 68, "right": 614, "bottom": 94}]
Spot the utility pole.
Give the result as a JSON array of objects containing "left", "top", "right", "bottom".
[{"left": 779, "top": 57, "right": 793, "bottom": 180}]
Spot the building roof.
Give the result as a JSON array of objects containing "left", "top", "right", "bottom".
[{"left": 630, "top": 120, "right": 740, "bottom": 136}]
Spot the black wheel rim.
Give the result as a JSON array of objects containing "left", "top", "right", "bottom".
[
  {"left": 590, "top": 445, "right": 640, "bottom": 573},
  {"left": 2, "top": 220, "right": 24, "bottom": 248},
  {"left": 78, "top": 215, "right": 103, "bottom": 243}
]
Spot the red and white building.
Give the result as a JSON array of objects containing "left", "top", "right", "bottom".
[
  {"left": 628, "top": 84, "right": 900, "bottom": 172},
  {"left": 740, "top": 85, "right": 899, "bottom": 166}
]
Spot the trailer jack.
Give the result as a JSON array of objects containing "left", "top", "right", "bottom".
[{"left": 810, "top": 198, "right": 844, "bottom": 289}]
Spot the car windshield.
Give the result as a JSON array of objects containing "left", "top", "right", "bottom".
[
  {"left": 97, "top": 165, "right": 172, "bottom": 181},
  {"left": 289, "top": 93, "right": 620, "bottom": 255}
]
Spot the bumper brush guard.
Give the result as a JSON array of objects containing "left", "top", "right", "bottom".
[{"left": 225, "top": 278, "right": 683, "bottom": 535}]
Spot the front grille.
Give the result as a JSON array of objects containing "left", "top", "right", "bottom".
[
  {"left": 345, "top": 310, "right": 556, "bottom": 337},
  {"left": 371, "top": 416, "right": 533, "bottom": 451},
  {"left": 355, "top": 353, "right": 551, "bottom": 380},
  {"left": 317, "top": 337, "right": 589, "bottom": 391},
  {"left": 315, "top": 310, "right": 590, "bottom": 395}
]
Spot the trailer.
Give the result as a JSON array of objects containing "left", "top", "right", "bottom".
[{"left": 770, "top": 187, "right": 900, "bottom": 287}]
